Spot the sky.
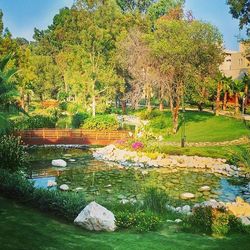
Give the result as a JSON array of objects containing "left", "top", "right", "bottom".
[{"left": 0, "top": 0, "right": 246, "bottom": 50}]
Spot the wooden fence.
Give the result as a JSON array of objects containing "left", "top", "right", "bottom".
[{"left": 17, "top": 129, "right": 132, "bottom": 146}]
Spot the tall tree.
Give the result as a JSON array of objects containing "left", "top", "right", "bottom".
[{"left": 227, "top": 0, "right": 250, "bottom": 35}]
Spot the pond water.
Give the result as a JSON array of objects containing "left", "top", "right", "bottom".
[{"left": 28, "top": 147, "right": 250, "bottom": 204}]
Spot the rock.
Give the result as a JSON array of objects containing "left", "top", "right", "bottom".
[
  {"left": 74, "top": 201, "right": 116, "bottom": 231},
  {"left": 199, "top": 186, "right": 211, "bottom": 192},
  {"left": 120, "top": 199, "right": 129, "bottom": 204},
  {"left": 59, "top": 184, "right": 69, "bottom": 191},
  {"left": 182, "top": 205, "right": 191, "bottom": 214},
  {"left": 240, "top": 216, "right": 250, "bottom": 226},
  {"left": 180, "top": 193, "right": 195, "bottom": 200},
  {"left": 52, "top": 159, "right": 67, "bottom": 167},
  {"left": 175, "top": 219, "right": 182, "bottom": 223},
  {"left": 47, "top": 180, "right": 57, "bottom": 187}
]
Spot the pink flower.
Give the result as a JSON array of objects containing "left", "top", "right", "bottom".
[{"left": 132, "top": 141, "right": 144, "bottom": 150}]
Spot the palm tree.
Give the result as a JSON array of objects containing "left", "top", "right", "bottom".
[
  {"left": 242, "top": 73, "right": 250, "bottom": 113},
  {"left": 222, "top": 76, "right": 233, "bottom": 111},
  {"left": 231, "top": 79, "right": 245, "bottom": 114},
  {"left": 0, "top": 54, "right": 18, "bottom": 110}
]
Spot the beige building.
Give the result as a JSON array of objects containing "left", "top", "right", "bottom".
[{"left": 220, "top": 43, "right": 250, "bottom": 79}]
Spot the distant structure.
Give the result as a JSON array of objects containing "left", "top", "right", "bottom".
[
  {"left": 220, "top": 43, "right": 250, "bottom": 80},
  {"left": 219, "top": 43, "right": 250, "bottom": 108}
]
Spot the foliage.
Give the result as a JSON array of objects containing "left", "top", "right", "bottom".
[
  {"left": 211, "top": 210, "right": 230, "bottom": 237},
  {"left": 56, "top": 115, "right": 71, "bottom": 129},
  {"left": 82, "top": 115, "right": 119, "bottom": 130},
  {"left": 228, "top": 145, "right": 250, "bottom": 168},
  {"left": 227, "top": 0, "right": 250, "bottom": 34},
  {"left": 0, "top": 54, "right": 18, "bottom": 109},
  {"left": 138, "top": 109, "right": 162, "bottom": 120},
  {"left": 143, "top": 187, "right": 170, "bottom": 214},
  {"left": 0, "top": 135, "right": 29, "bottom": 173},
  {"left": 71, "top": 112, "right": 89, "bottom": 128},
  {"left": 13, "top": 115, "right": 57, "bottom": 130},
  {"left": 115, "top": 210, "right": 162, "bottom": 232},
  {"left": 0, "top": 169, "right": 86, "bottom": 221},
  {"left": 184, "top": 206, "right": 213, "bottom": 234},
  {"left": 185, "top": 206, "right": 237, "bottom": 237}
]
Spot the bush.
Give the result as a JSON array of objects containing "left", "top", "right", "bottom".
[
  {"left": 71, "top": 112, "right": 89, "bottom": 128},
  {"left": 115, "top": 210, "right": 162, "bottom": 232},
  {"left": 185, "top": 206, "right": 213, "bottom": 234},
  {"left": 13, "top": 115, "right": 57, "bottom": 130},
  {"left": 56, "top": 116, "right": 71, "bottom": 128},
  {"left": 82, "top": 115, "right": 119, "bottom": 130},
  {"left": 185, "top": 206, "right": 233, "bottom": 237},
  {"left": 211, "top": 210, "right": 230, "bottom": 237},
  {"left": 138, "top": 110, "right": 162, "bottom": 120},
  {"left": 143, "top": 188, "right": 170, "bottom": 214},
  {"left": 0, "top": 135, "right": 30, "bottom": 173},
  {"left": 0, "top": 169, "right": 86, "bottom": 221},
  {"left": 0, "top": 170, "right": 34, "bottom": 201}
]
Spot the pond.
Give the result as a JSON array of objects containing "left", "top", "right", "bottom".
[{"left": 28, "top": 147, "right": 250, "bottom": 204}]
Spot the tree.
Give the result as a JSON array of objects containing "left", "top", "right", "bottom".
[
  {"left": 148, "top": 10, "right": 223, "bottom": 133},
  {"left": 0, "top": 54, "right": 18, "bottom": 109},
  {"left": 232, "top": 79, "right": 245, "bottom": 114},
  {"left": 227, "top": 0, "right": 250, "bottom": 34}
]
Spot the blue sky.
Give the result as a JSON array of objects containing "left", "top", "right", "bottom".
[{"left": 0, "top": 0, "right": 246, "bottom": 50}]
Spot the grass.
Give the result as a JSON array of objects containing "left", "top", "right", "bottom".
[
  {"left": 142, "top": 110, "right": 249, "bottom": 142},
  {"left": 1, "top": 197, "right": 250, "bottom": 250}
]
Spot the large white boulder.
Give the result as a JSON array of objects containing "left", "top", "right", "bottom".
[
  {"left": 52, "top": 159, "right": 67, "bottom": 167},
  {"left": 74, "top": 201, "right": 116, "bottom": 231}
]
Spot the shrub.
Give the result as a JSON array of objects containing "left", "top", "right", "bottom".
[
  {"left": 13, "top": 115, "right": 57, "bottom": 130},
  {"left": 82, "top": 115, "right": 119, "bottom": 130},
  {"left": 0, "top": 169, "right": 86, "bottom": 221},
  {"left": 71, "top": 112, "right": 89, "bottom": 128},
  {"left": 115, "top": 210, "right": 162, "bottom": 232},
  {"left": 211, "top": 210, "right": 230, "bottom": 237},
  {"left": 139, "top": 110, "right": 162, "bottom": 120},
  {"left": 0, "top": 135, "right": 30, "bottom": 173},
  {"left": 0, "top": 170, "right": 34, "bottom": 201},
  {"left": 143, "top": 187, "right": 170, "bottom": 214},
  {"left": 33, "top": 189, "right": 86, "bottom": 220},
  {"left": 56, "top": 116, "right": 71, "bottom": 128},
  {"left": 185, "top": 206, "right": 213, "bottom": 234}
]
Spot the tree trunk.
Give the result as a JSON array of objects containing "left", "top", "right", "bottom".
[
  {"left": 121, "top": 100, "right": 126, "bottom": 114},
  {"left": 197, "top": 103, "right": 203, "bottom": 111},
  {"left": 172, "top": 105, "right": 179, "bottom": 134},
  {"left": 146, "top": 87, "right": 151, "bottom": 112},
  {"left": 92, "top": 95, "right": 96, "bottom": 117},
  {"left": 235, "top": 93, "right": 239, "bottom": 114},
  {"left": 244, "top": 85, "right": 249, "bottom": 110},
  {"left": 159, "top": 101, "right": 164, "bottom": 111},
  {"left": 215, "top": 82, "right": 222, "bottom": 116},
  {"left": 223, "top": 91, "right": 228, "bottom": 111}
]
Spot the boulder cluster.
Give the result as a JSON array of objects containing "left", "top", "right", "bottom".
[{"left": 93, "top": 145, "right": 247, "bottom": 177}]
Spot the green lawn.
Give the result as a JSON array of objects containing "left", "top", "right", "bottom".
[
  {"left": 1, "top": 197, "right": 250, "bottom": 250},
  {"left": 145, "top": 110, "right": 249, "bottom": 142}
]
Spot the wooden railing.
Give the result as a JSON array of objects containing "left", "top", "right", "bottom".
[{"left": 17, "top": 129, "right": 132, "bottom": 146}]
